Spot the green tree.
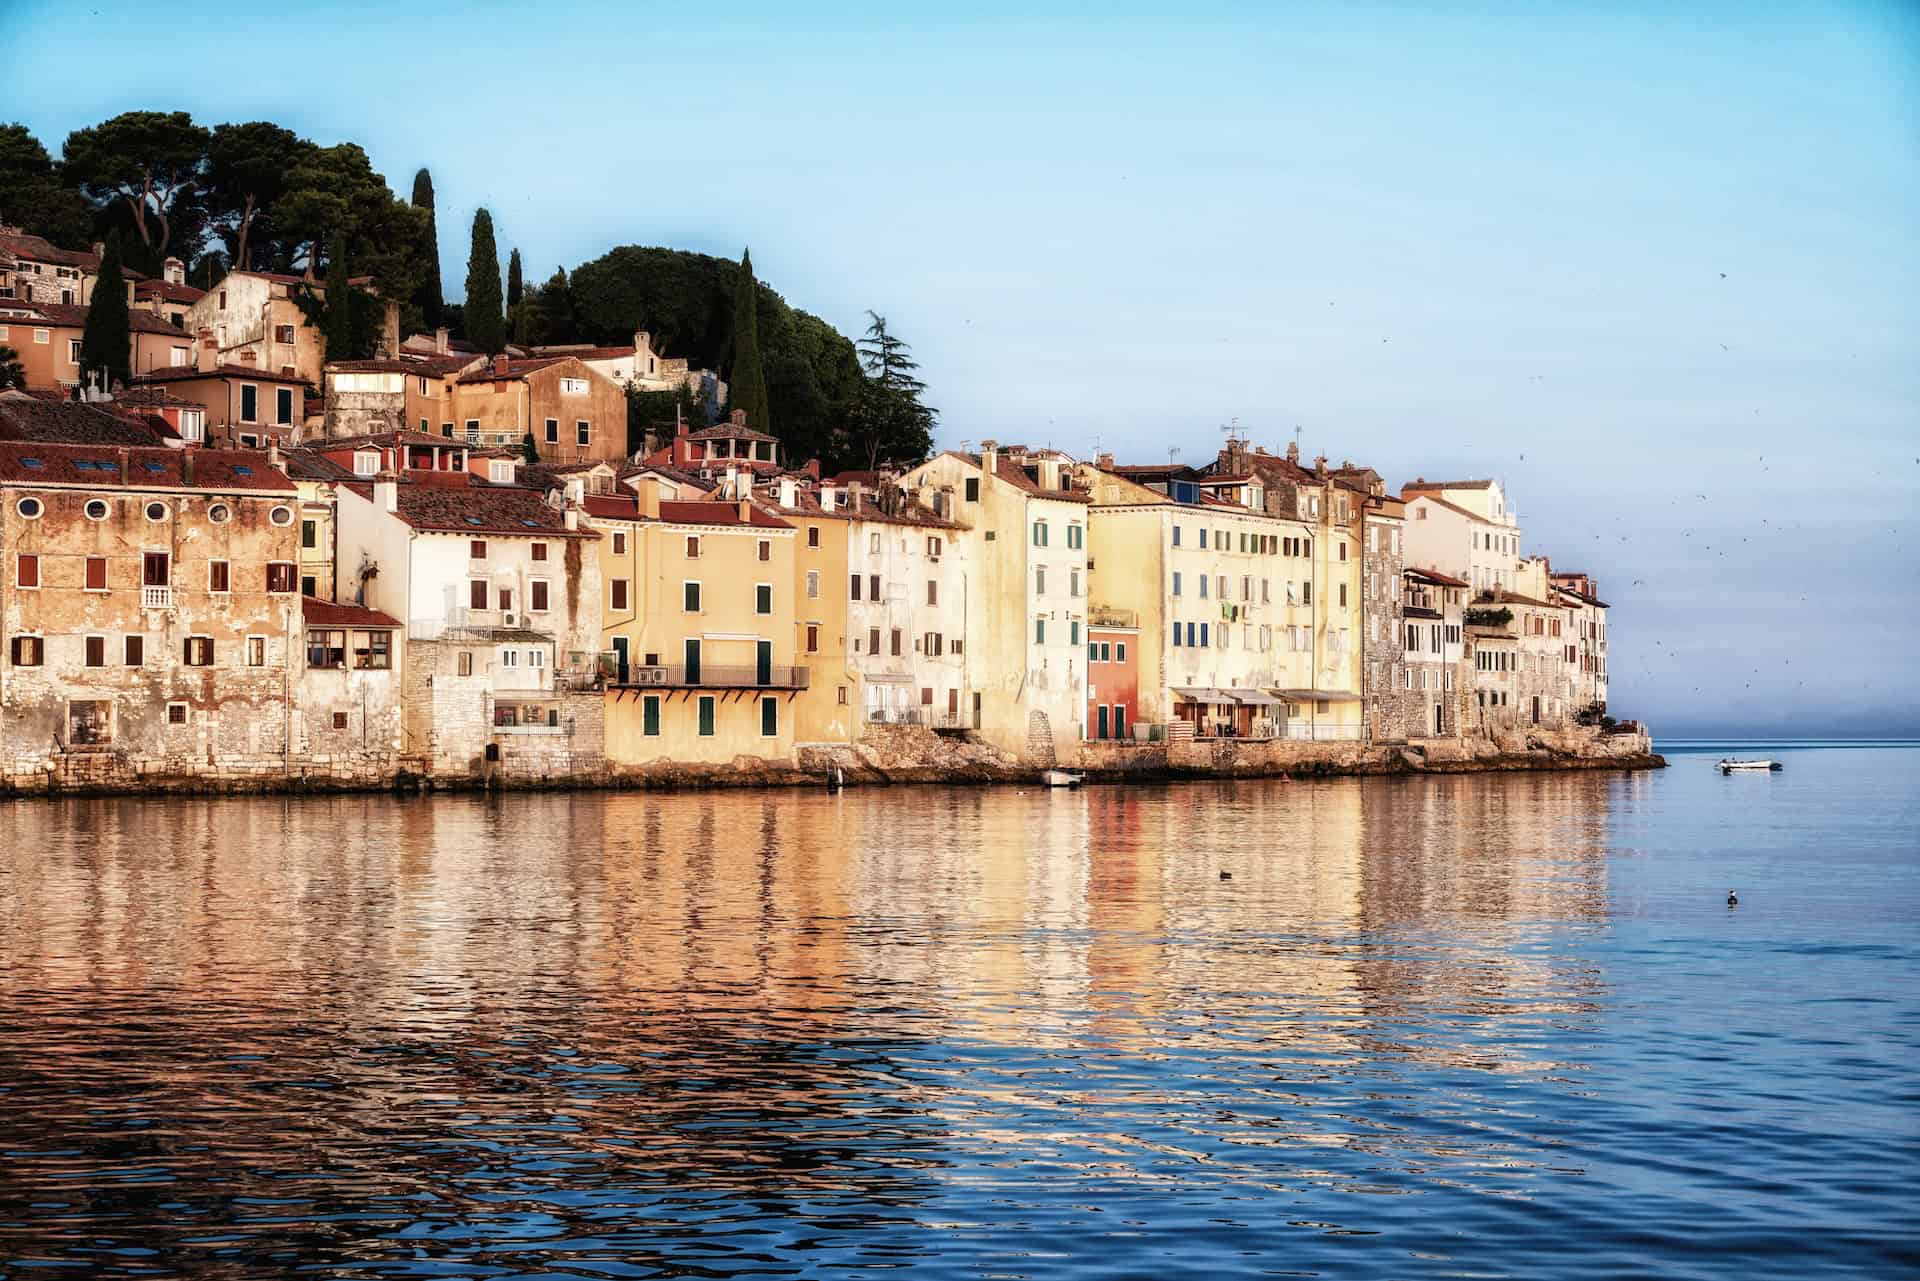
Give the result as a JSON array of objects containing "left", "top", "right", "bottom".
[
  {"left": 79, "top": 235, "right": 130, "bottom": 391},
  {"left": 464, "top": 208, "right": 505, "bottom": 355},
  {"left": 275, "top": 144, "right": 426, "bottom": 300},
  {"left": 323, "top": 233, "right": 352, "bottom": 359},
  {"left": 522, "top": 431, "right": 540, "bottom": 466},
  {"left": 847, "top": 311, "right": 935, "bottom": 469},
  {"left": 204, "top": 121, "right": 305, "bottom": 270},
  {"left": 60, "top": 111, "right": 209, "bottom": 259},
  {"left": 728, "top": 247, "right": 769, "bottom": 433},
  {"left": 537, "top": 266, "right": 575, "bottom": 345},
  {"left": 507, "top": 248, "right": 523, "bottom": 310},
  {"left": 410, "top": 168, "right": 442, "bottom": 329},
  {"left": 0, "top": 345, "right": 25, "bottom": 390},
  {"left": 0, "top": 123, "right": 91, "bottom": 245}
]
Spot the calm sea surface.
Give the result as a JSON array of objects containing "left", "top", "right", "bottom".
[{"left": 1, "top": 747, "right": 1915, "bottom": 1279}]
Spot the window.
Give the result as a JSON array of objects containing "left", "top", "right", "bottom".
[
  {"left": 1069, "top": 570, "right": 1079, "bottom": 597},
  {"left": 806, "top": 624, "right": 819, "bottom": 653},
  {"left": 11, "top": 636, "right": 42, "bottom": 666},
  {"left": 239, "top": 384, "right": 258, "bottom": 423},
  {"left": 85, "top": 499, "right": 109, "bottom": 521},
  {"left": 307, "top": 629, "right": 346, "bottom": 669},
  {"left": 1199, "top": 575, "right": 1209, "bottom": 599},
  {"left": 850, "top": 574, "right": 862, "bottom": 601},
  {"left": 1035, "top": 566, "right": 1046, "bottom": 594},
  {"left": 686, "top": 535, "right": 701, "bottom": 558},
  {"left": 167, "top": 702, "right": 188, "bottom": 725},
  {"left": 927, "top": 580, "right": 938, "bottom": 606},
  {"left": 757, "top": 539, "right": 771, "bottom": 562},
  {"left": 1032, "top": 521, "right": 1048, "bottom": 547},
  {"left": 531, "top": 542, "right": 547, "bottom": 562},
  {"left": 1199, "top": 528, "right": 1208, "bottom": 549},
  {"left": 275, "top": 323, "right": 296, "bottom": 344},
  {"left": 611, "top": 579, "right": 629, "bottom": 611},
  {"left": 698, "top": 695, "right": 716, "bottom": 737},
  {"left": 1117, "top": 642, "right": 1126, "bottom": 662},
  {"left": 1070, "top": 621, "right": 1080, "bottom": 645},
  {"left": 530, "top": 580, "right": 549, "bottom": 611},
  {"left": 124, "top": 635, "right": 143, "bottom": 666},
  {"left": 806, "top": 570, "right": 819, "bottom": 599},
  {"left": 683, "top": 581, "right": 701, "bottom": 612},
  {"left": 497, "top": 586, "right": 512, "bottom": 612},
  {"left": 760, "top": 696, "right": 778, "bottom": 738},
  {"left": 333, "top": 712, "right": 350, "bottom": 731},
  {"left": 807, "top": 526, "right": 820, "bottom": 548},
  {"left": 755, "top": 583, "right": 772, "bottom": 614},
  {"left": 470, "top": 539, "right": 487, "bottom": 560},
  {"left": 276, "top": 388, "right": 294, "bottom": 426},
  {"left": 543, "top": 418, "right": 559, "bottom": 444},
  {"left": 208, "top": 560, "right": 230, "bottom": 592},
  {"left": 15, "top": 554, "right": 37, "bottom": 588},
  {"left": 576, "top": 420, "right": 590, "bottom": 446},
  {"left": 470, "top": 579, "right": 489, "bottom": 609},
  {"left": 1338, "top": 583, "right": 1348, "bottom": 607},
  {"left": 1172, "top": 571, "right": 1182, "bottom": 596},
  {"left": 354, "top": 452, "right": 379, "bottom": 477},
  {"left": 266, "top": 562, "right": 296, "bottom": 593},
  {"left": 869, "top": 574, "right": 880, "bottom": 600},
  {"left": 527, "top": 648, "right": 544, "bottom": 669},
  {"left": 561, "top": 378, "right": 589, "bottom": 395},
  {"left": 85, "top": 556, "right": 107, "bottom": 590},
  {"left": 642, "top": 695, "right": 661, "bottom": 737},
  {"left": 837, "top": 686, "right": 848, "bottom": 704},
  {"left": 611, "top": 531, "right": 627, "bottom": 556},
  {"left": 1067, "top": 524, "right": 1083, "bottom": 549},
  {"left": 15, "top": 497, "right": 41, "bottom": 520},
  {"left": 301, "top": 518, "right": 318, "bottom": 550},
  {"left": 269, "top": 505, "right": 294, "bottom": 527},
  {"left": 890, "top": 628, "right": 903, "bottom": 656},
  {"left": 1172, "top": 525, "right": 1182, "bottom": 547},
  {"left": 928, "top": 536, "right": 942, "bottom": 557},
  {"left": 869, "top": 531, "right": 882, "bottom": 554},
  {"left": 184, "top": 636, "right": 214, "bottom": 666},
  {"left": 1035, "top": 618, "right": 1046, "bottom": 644},
  {"left": 33, "top": 327, "right": 48, "bottom": 344},
  {"left": 84, "top": 635, "right": 105, "bottom": 667},
  {"left": 458, "top": 651, "right": 474, "bottom": 677},
  {"left": 965, "top": 477, "right": 980, "bottom": 502}
]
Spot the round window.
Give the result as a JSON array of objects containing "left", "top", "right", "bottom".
[
  {"left": 207, "top": 503, "right": 231, "bottom": 524},
  {"left": 146, "top": 501, "right": 169, "bottom": 522},
  {"left": 84, "top": 499, "right": 110, "bottom": 521},
  {"left": 15, "top": 497, "right": 42, "bottom": 519},
  {"left": 269, "top": 505, "right": 294, "bottom": 527}
]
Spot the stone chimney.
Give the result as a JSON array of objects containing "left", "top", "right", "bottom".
[
  {"left": 267, "top": 440, "right": 284, "bottom": 474},
  {"left": 181, "top": 451, "right": 195, "bottom": 485},
  {"left": 238, "top": 348, "right": 257, "bottom": 367},
  {"left": 117, "top": 448, "right": 130, "bottom": 486},
  {"left": 1313, "top": 454, "right": 1328, "bottom": 476},
  {"left": 1096, "top": 451, "right": 1114, "bottom": 469},
  {"left": 196, "top": 327, "right": 216, "bottom": 373},
  {"left": 820, "top": 481, "right": 837, "bottom": 511},
  {"left": 564, "top": 504, "right": 579, "bottom": 531},
  {"left": 1285, "top": 441, "right": 1300, "bottom": 465},
  {"left": 980, "top": 439, "right": 998, "bottom": 475},
  {"left": 633, "top": 329, "right": 651, "bottom": 359},
  {"left": 434, "top": 327, "right": 449, "bottom": 355},
  {"left": 163, "top": 257, "right": 184, "bottom": 286},
  {"left": 491, "top": 354, "right": 508, "bottom": 376}
]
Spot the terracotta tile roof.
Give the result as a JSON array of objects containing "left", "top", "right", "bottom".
[
  {"left": 1109, "top": 463, "right": 1201, "bottom": 481},
  {"left": 620, "top": 462, "right": 712, "bottom": 492},
  {"left": 1400, "top": 490, "right": 1487, "bottom": 523},
  {"left": 0, "top": 397, "right": 167, "bottom": 446},
  {"left": 1492, "top": 589, "right": 1559, "bottom": 610},
  {"left": 136, "top": 364, "right": 312, "bottom": 387},
  {"left": 110, "top": 410, "right": 182, "bottom": 440},
  {"left": 282, "top": 450, "right": 357, "bottom": 481},
  {"left": 113, "top": 386, "right": 202, "bottom": 410},
  {"left": 383, "top": 482, "right": 592, "bottom": 537},
  {"left": 0, "top": 230, "right": 113, "bottom": 271},
  {"left": 327, "top": 354, "right": 479, "bottom": 378},
  {"left": 400, "top": 334, "right": 493, "bottom": 358},
  {"left": 0, "top": 442, "right": 295, "bottom": 492},
  {"left": 766, "top": 484, "right": 959, "bottom": 529},
  {"left": 537, "top": 345, "right": 637, "bottom": 361},
  {"left": 689, "top": 422, "right": 778, "bottom": 443},
  {"left": 136, "top": 279, "right": 204, "bottom": 305},
  {"left": 19, "top": 302, "right": 189, "bottom": 336},
  {"left": 583, "top": 493, "right": 791, "bottom": 529},
  {"left": 455, "top": 356, "right": 570, "bottom": 384},
  {"left": 309, "top": 429, "right": 458, "bottom": 452},
  {"left": 301, "top": 595, "right": 400, "bottom": 628},
  {"left": 1405, "top": 566, "right": 1470, "bottom": 588},
  {"left": 1404, "top": 478, "right": 1496, "bottom": 491}
]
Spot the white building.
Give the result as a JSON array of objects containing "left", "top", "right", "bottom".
[{"left": 1401, "top": 478, "right": 1524, "bottom": 595}]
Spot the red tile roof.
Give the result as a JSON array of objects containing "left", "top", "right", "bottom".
[
  {"left": 455, "top": 356, "right": 570, "bottom": 384},
  {"left": 1401, "top": 490, "right": 1488, "bottom": 523},
  {"left": 582, "top": 493, "right": 791, "bottom": 529},
  {"left": 1405, "top": 566, "right": 1470, "bottom": 588},
  {"left": 1404, "top": 478, "right": 1496, "bottom": 491},
  {"left": 377, "top": 482, "right": 593, "bottom": 537},
  {"left": 136, "top": 279, "right": 205, "bottom": 305},
  {"left": 0, "top": 442, "right": 296, "bottom": 492},
  {"left": 327, "top": 354, "right": 479, "bottom": 378},
  {"left": 0, "top": 230, "right": 114, "bottom": 271},
  {"left": 18, "top": 302, "right": 189, "bottom": 336},
  {"left": 136, "top": 364, "right": 312, "bottom": 387},
  {"left": 301, "top": 596, "right": 401, "bottom": 628},
  {"left": 0, "top": 397, "right": 168, "bottom": 447}
]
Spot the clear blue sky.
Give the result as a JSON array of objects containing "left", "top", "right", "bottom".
[{"left": 6, "top": 0, "right": 1916, "bottom": 737}]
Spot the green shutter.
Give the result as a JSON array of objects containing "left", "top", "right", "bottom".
[
  {"left": 698, "top": 696, "right": 715, "bottom": 736},
  {"left": 760, "top": 696, "right": 777, "bottom": 737},
  {"left": 643, "top": 695, "right": 660, "bottom": 736}
]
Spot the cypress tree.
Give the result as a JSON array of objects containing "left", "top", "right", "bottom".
[
  {"left": 464, "top": 208, "right": 506, "bottom": 356},
  {"left": 323, "top": 233, "right": 352, "bottom": 362},
  {"left": 728, "top": 247, "right": 769, "bottom": 433},
  {"left": 79, "top": 235, "right": 131, "bottom": 392},
  {"left": 411, "top": 168, "right": 443, "bottom": 329},
  {"left": 507, "top": 248, "right": 523, "bottom": 311}
]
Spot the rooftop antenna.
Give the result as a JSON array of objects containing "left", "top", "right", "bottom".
[{"left": 1167, "top": 445, "right": 1183, "bottom": 467}]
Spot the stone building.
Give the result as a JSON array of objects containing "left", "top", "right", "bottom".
[
  {"left": 0, "top": 226, "right": 139, "bottom": 308},
  {"left": 1402, "top": 568, "right": 1469, "bottom": 738},
  {"left": 449, "top": 355, "right": 628, "bottom": 464},
  {"left": 184, "top": 270, "right": 342, "bottom": 384},
  {"left": 295, "top": 596, "right": 403, "bottom": 780},
  {"left": 529, "top": 330, "right": 727, "bottom": 408},
  {"left": 134, "top": 257, "right": 203, "bottom": 328},
  {"left": 318, "top": 353, "right": 483, "bottom": 439},
  {"left": 1351, "top": 478, "right": 1410, "bottom": 744},
  {"left": 0, "top": 442, "right": 305, "bottom": 791}
]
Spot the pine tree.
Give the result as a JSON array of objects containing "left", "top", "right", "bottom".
[
  {"left": 79, "top": 235, "right": 131, "bottom": 392},
  {"left": 728, "top": 248, "right": 769, "bottom": 433},
  {"left": 507, "top": 248, "right": 523, "bottom": 311},
  {"left": 522, "top": 431, "right": 540, "bottom": 466},
  {"left": 538, "top": 267, "right": 575, "bottom": 345},
  {"left": 323, "top": 233, "right": 352, "bottom": 362},
  {"left": 851, "top": 311, "right": 936, "bottom": 468},
  {"left": 411, "top": 168, "right": 443, "bottom": 329},
  {"left": 464, "top": 208, "right": 506, "bottom": 355}
]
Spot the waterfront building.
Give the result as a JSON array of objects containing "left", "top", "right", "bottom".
[
  {"left": 334, "top": 473, "right": 604, "bottom": 781},
  {"left": 1343, "top": 468, "right": 1410, "bottom": 744},
  {"left": 294, "top": 595, "right": 404, "bottom": 776},
  {"left": 897, "top": 442, "right": 1089, "bottom": 762},
  {"left": 1401, "top": 478, "right": 1524, "bottom": 595},
  {"left": 1086, "top": 615, "right": 1140, "bottom": 742},
  {"left": 591, "top": 473, "right": 803, "bottom": 767},
  {"left": 1401, "top": 567, "right": 1469, "bottom": 738},
  {"left": 755, "top": 476, "right": 858, "bottom": 746},
  {"left": 0, "top": 441, "right": 306, "bottom": 787}
]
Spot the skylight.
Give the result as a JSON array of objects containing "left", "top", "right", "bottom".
[
  {"left": 233, "top": 465, "right": 252, "bottom": 475},
  {"left": 19, "top": 458, "right": 42, "bottom": 469},
  {"left": 464, "top": 516, "right": 484, "bottom": 526}
]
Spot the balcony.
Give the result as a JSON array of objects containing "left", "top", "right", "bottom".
[
  {"left": 619, "top": 664, "right": 809, "bottom": 690},
  {"left": 141, "top": 585, "right": 174, "bottom": 610},
  {"left": 1089, "top": 606, "right": 1139, "bottom": 629}
]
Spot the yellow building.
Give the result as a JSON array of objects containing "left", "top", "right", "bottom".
[
  {"left": 590, "top": 476, "right": 804, "bottom": 766},
  {"left": 755, "top": 476, "right": 859, "bottom": 746}
]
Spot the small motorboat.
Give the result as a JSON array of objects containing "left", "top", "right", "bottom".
[
  {"left": 1719, "top": 758, "right": 1783, "bottom": 773},
  {"left": 1041, "top": 769, "right": 1084, "bottom": 788}
]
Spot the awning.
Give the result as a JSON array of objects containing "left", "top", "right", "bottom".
[
  {"left": 1228, "top": 689, "right": 1283, "bottom": 706},
  {"left": 1172, "top": 686, "right": 1235, "bottom": 705},
  {"left": 1275, "top": 689, "right": 1364, "bottom": 703}
]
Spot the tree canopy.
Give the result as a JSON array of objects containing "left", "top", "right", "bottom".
[
  {"left": 60, "top": 111, "right": 208, "bottom": 261},
  {"left": 727, "top": 249, "right": 769, "bottom": 434},
  {"left": 464, "top": 208, "right": 505, "bottom": 355},
  {"left": 0, "top": 124, "right": 91, "bottom": 245},
  {"left": 203, "top": 121, "right": 304, "bottom": 271},
  {"left": 848, "top": 311, "right": 936, "bottom": 469},
  {"left": 79, "top": 235, "right": 131, "bottom": 390},
  {"left": 410, "top": 168, "right": 442, "bottom": 329}
]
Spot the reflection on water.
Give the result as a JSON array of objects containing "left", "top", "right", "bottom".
[{"left": 1, "top": 760, "right": 1913, "bottom": 1279}]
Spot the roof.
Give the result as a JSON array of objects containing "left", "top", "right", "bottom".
[
  {"left": 536, "top": 344, "right": 638, "bottom": 361},
  {"left": 281, "top": 450, "right": 357, "bottom": 481},
  {"left": 326, "top": 354, "right": 478, "bottom": 378},
  {"left": 302, "top": 596, "right": 401, "bottom": 628},
  {"left": 0, "top": 230, "right": 111, "bottom": 271},
  {"left": 582, "top": 493, "right": 792, "bottom": 529},
  {"left": 1554, "top": 586, "right": 1610, "bottom": 609},
  {"left": 1492, "top": 589, "right": 1559, "bottom": 610},
  {"left": 1400, "top": 490, "right": 1488, "bottom": 523},
  {"left": 220, "top": 269, "right": 367, "bottom": 290},
  {"left": 400, "top": 333, "right": 494, "bottom": 358},
  {"left": 0, "top": 397, "right": 167, "bottom": 447},
  {"left": 620, "top": 462, "right": 714, "bottom": 492},
  {"left": 1110, "top": 463, "right": 1201, "bottom": 482},
  {"left": 1405, "top": 566, "right": 1470, "bottom": 588},
  {"left": 1403, "top": 478, "right": 1496, "bottom": 492},
  {"left": 455, "top": 356, "right": 570, "bottom": 384},
  {"left": 381, "top": 482, "right": 593, "bottom": 537},
  {"left": 18, "top": 302, "right": 189, "bottom": 336},
  {"left": 690, "top": 422, "right": 778, "bottom": 443},
  {"left": 764, "top": 484, "right": 960, "bottom": 530},
  {"left": 135, "top": 364, "right": 312, "bottom": 387},
  {"left": 0, "top": 442, "right": 295, "bottom": 492},
  {"left": 113, "top": 386, "right": 203, "bottom": 410},
  {"left": 136, "top": 279, "right": 204, "bottom": 305},
  {"left": 309, "top": 429, "right": 460, "bottom": 452}
]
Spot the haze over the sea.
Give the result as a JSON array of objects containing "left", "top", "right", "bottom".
[{"left": 8, "top": 0, "right": 1915, "bottom": 737}]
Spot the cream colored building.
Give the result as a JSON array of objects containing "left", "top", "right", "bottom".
[{"left": 1401, "top": 478, "right": 1524, "bottom": 596}]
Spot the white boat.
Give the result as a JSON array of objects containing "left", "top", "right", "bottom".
[
  {"left": 1719, "top": 758, "right": 1783, "bottom": 773},
  {"left": 1041, "top": 769, "right": 1084, "bottom": 788}
]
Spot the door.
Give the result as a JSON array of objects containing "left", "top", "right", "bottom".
[
  {"left": 611, "top": 636, "right": 629, "bottom": 685},
  {"left": 1531, "top": 696, "right": 1541, "bottom": 725},
  {"left": 756, "top": 639, "right": 773, "bottom": 686},
  {"left": 684, "top": 637, "right": 701, "bottom": 685},
  {"left": 1114, "top": 705, "right": 1127, "bottom": 741},
  {"left": 972, "top": 691, "right": 983, "bottom": 730},
  {"left": 947, "top": 688, "right": 959, "bottom": 721},
  {"left": 1433, "top": 702, "right": 1444, "bottom": 736},
  {"left": 1096, "top": 705, "right": 1109, "bottom": 740}
]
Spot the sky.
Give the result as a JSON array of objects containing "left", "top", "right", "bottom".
[{"left": 5, "top": 0, "right": 1916, "bottom": 737}]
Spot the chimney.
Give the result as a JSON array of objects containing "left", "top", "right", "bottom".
[
  {"left": 638, "top": 475, "right": 661, "bottom": 519},
  {"left": 633, "top": 329, "right": 650, "bottom": 357},
  {"left": 182, "top": 450, "right": 195, "bottom": 485},
  {"left": 238, "top": 348, "right": 257, "bottom": 367},
  {"left": 848, "top": 480, "right": 864, "bottom": 512},
  {"left": 820, "top": 481, "right": 837, "bottom": 511},
  {"left": 117, "top": 448, "right": 130, "bottom": 486},
  {"left": 196, "top": 327, "right": 216, "bottom": 373},
  {"left": 1285, "top": 441, "right": 1300, "bottom": 465},
  {"left": 564, "top": 504, "right": 580, "bottom": 531},
  {"left": 164, "top": 257, "right": 184, "bottom": 285},
  {"left": 374, "top": 474, "right": 398, "bottom": 513},
  {"left": 778, "top": 477, "right": 797, "bottom": 508},
  {"left": 980, "top": 439, "right": 998, "bottom": 475},
  {"left": 92, "top": 241, "right": 106, "bottom": 260},
  {"left": 804, "top": 457, "right": 820, "bottom": 479},
  {"left": 267, "top": 440, "right": 284, "bottom": 473},
  {"left": 1313, "top": 454, "right": 1328, "bottom": 476},
  {"left": 492, "top": 354, "right": 508, "bottom": 375},
  {"left": 736, "top": 492, "right": 752, "bottom": 523},
  {"left": 1096, "top": 451, "right": 1114, "bottom": 469},
  {"left": 434, "top": 326, "right": 449, "bottom": 355}
]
